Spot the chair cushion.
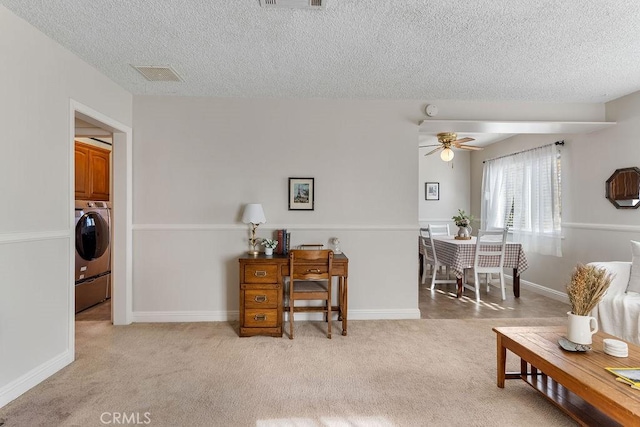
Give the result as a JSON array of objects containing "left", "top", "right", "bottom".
[
  {"left": 293, "top": 281, "right": 328, "bottom": 292},
  {"left": 628, "top": 240, "right": 640, "bottom": 293}
]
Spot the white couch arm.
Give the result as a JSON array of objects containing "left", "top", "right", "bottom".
[{"left": 587, "top": 262, "right": 632, "bottom": 296}]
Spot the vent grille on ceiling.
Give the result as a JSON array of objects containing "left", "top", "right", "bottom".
[
  {"left": 259, "top": 0, "right": 325, "bottom": 9},
  {"left": 131, "top": 65, "right": 182, "bottom": 82}
]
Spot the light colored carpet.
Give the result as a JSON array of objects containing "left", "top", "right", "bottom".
[{"left": 0, "top": 318, "right": 574, "bottom": 427}]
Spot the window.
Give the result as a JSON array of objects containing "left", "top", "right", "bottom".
[{"left": 481, "top": 143, "right": 562, "bottom": 257}]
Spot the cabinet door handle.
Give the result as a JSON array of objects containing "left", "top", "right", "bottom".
[
  {"left": 254, "top": 314, "right": 267, "bottom": 321},
  {"left": 254, "top": 295, "right": 268, "bottom": 303},
  {"left": 254, "top": 270, "right": 267, "bottom": 277}
]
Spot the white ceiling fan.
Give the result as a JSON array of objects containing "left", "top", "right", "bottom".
[{"left": 419, "top": 132, "right": 483, "bottom": 161}]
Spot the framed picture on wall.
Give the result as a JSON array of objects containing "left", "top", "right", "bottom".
[
  {"left": 425, "top": 182, "right": 439, "bottom": 200},
  {"left": 289, "top": 177, "right": 314, "bottom": 210}
]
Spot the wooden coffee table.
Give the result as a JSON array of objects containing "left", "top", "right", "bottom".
[{"left": 493, "top": 326, "right": 640, "bottom": 426}]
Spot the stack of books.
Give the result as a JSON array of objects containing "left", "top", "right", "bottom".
[{"left": 275, "top": 229, "right": 291, "bottom": 255}]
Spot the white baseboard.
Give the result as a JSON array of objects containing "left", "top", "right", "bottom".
[
  {"left": 505, "top": 274, "right": 569, "bottom": 304},
  {"left": 131, "top": 311, "right": 238, "bottom": 322},
  {"left": 132, "top": 308, "right": 421, "bottom": 323},
  {"left": 0, "top": 350, "right": 73, "bottom": 408}
]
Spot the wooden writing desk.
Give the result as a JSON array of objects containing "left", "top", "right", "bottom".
[{"left": 238, "top": 253, "right": 349, "bottom": 337}]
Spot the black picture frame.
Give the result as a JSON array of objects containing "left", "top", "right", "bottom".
[
  {"left": 288, "top": 177, "right": 314, "bottom": 210},
  {"left": 425, "top": 182, "right": 439, "bottom": 200}
]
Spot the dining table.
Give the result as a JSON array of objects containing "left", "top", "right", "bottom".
[{"left": 419, "top": 235, "right": 529, "bottom": 299}]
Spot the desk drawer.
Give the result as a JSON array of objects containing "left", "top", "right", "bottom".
[
  {"left": 244, "top": 264, "right": 279, "bottom": 283},
  {"left": 245, "top": 289, "right": 278, "bottom": 309},
  {"left": 244, "top": 309, "right": 278, "bottom": 328}
]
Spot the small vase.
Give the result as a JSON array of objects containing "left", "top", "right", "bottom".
[
  {"left": 264, "top": 247, "right": 273, "bottom": 256},
  {"left": 567, "top": 311, "right": 598, "bottom": 345},
  {"left": 457, "top": 226, "right": 471, "bottom": 239}
]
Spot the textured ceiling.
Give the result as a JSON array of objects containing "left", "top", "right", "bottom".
[{"left": 3, "top": 1, "right": 640, "bottom": 102}]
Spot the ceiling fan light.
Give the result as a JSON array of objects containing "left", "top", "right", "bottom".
[{"left": 440, "top": 148, "right": 454, "bottom": 161}]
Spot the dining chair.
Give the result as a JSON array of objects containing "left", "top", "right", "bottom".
[
  {"left": 429, "top": 224, "right": 451, "bottom": 274},
  {"left": 286, "top": 249, "right": 334, "bottom": 339},
  {"left": 465, "top": 228, "right": 508, "bottom": 301},
  {"left": 421, "top": 228, "right": 456, "bottom": 290},
  {"left": 427, "top": 224, "right": 450, "bottom": 236}
]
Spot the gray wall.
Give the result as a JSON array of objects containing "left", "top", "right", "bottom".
[{"left": 131, "top": 97, "right": 422, "bottom": 320}]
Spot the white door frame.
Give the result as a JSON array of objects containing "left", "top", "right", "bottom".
[{"left": 70, "top": 100, "right": 133, "bottom": 353}]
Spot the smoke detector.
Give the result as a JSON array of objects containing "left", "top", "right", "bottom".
[
  {"left": 131, "top": 65, "right": 182, "bottom": 82},
  {"left": 259, "top": 0, "right": 325, "bottom": 10}
]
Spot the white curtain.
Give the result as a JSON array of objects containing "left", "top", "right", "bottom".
[{"left": 481, "top": 143, "right": 562, "bottom": 257}]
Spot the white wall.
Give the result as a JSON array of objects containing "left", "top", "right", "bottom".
[
  {"left": 469, "top": 92, "right": 640, "bottom": 299},
  {"left": 131, "top": 97, "right": 422, "bottom": 321},
  {"left": 419, "top": 150, "right": 471, "bottom": 230},
  {"left": 0, "top": 5, "right": 132, "bottom": 407}
]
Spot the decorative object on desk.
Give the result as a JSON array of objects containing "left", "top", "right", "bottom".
[
  {"left": 425, "top": 182, "right": 439, "bottom": 200},
  {"left": 261, "top": 238, "right": 278, "bottom": 256},
  {"left": 241, "top": 203, "right": 266, "bottom": 256},
  {"left": 452, "top": 209, "right": 473, "bottom": 239},
  {"left": 566, "top": 263, "right": 613, "bottom": 344},
  {"left": 603, "top": 339, "right": 629, "bottom": 357},
  {"left": 330, "top": 237, "right": 342, "bottom": 254},
  {"left": 288, "top": 177, "right": 314, "bottom": 210},
  {"left": 558, "top": 336, "right": 591, "bottom": 352}
]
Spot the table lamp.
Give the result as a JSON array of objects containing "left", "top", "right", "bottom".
[{"left": 242, "top": 203, "right": 266, "bottom": 256}]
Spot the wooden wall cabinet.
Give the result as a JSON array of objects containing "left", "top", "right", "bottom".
[{"left": 75, "top": 141, "right": 110, "bottom": 201}]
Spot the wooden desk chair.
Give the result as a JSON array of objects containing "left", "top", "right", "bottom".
[
  {"left": 287, "top": 249, "right": 334, "bottom": 339},
  {"left": 464, "top": 229, "right": 508, "bottom": 301}
]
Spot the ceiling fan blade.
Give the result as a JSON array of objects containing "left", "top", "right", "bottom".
[
  {"left": 452, "top": 137, "right": 475, "bottom": 144},
  {"left": 419, "top": 144, "right": 441, "bottom": 148},
  {"left": 455, "top": 144, "right": 483, "bottom": 151},
  {"left": 424, "top": 147, "right": 442, "bottom": 156}
]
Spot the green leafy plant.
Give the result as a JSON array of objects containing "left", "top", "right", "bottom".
[
  {"left": 452, "top": 209, "right": 474, "bottom": 227},
  {"left": 261, "top": 238, "right": 278, "bottom": 249},
  {"left": 566, "top": 264, "right": 614, "bottom": 315}
]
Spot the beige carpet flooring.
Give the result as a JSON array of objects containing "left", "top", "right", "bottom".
[{"left": 0, "top": 318, "right": 575, "bottom": 427}]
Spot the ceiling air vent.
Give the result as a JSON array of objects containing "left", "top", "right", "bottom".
[
  {"left": 259, "top": 0, "right": 325, "bottom": 10},
  {"left": 131, "top": 65, "right": 182, "bottom": 82}
]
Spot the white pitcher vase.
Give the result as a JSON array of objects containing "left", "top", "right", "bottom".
[
  {"left": 457, "top": 225, "right": 471, "bottom": 239},
  {"left": 567, "top": 311, "right": 598, "bottom": 345}
]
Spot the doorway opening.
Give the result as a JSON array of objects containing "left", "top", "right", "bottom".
[{"left": 70, "top": 99, "right": 132, "bottom": 360}]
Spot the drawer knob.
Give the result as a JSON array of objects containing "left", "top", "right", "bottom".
[
  {"left": 254, "top": 295, "right": 268, "bottom": 303},
  {"left": 307, "top": 269, "right": 321, "bottom": 273},
  {"left": 254, "top": 314, "right": 267, "bottom": 321},
  {"left": 254, "top": 270, "right": 267, "bottom": 277}
]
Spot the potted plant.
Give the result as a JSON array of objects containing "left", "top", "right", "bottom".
[
  {"left": 452, "top": 209, "right": 474, "bottom": 239},
  {"left": 261, "top": 238, "right": 278, "bottom": 256},
  {"left": 566, "top": 264, "right": 613, "bottom": 345}
]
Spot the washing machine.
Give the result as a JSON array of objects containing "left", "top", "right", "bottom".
[{"left": 75, "top": 200, "right": 111, "bottom": 312}]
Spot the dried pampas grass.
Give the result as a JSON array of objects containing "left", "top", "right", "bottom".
[{"left": 567, "top": 264, "right": 614, "bottom": 316}]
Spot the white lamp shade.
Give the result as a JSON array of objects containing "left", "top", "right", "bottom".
[
  {"left": 242, "top": 203, "right": 266, "bottom": 224},
  {"left": 440, "top": 148, "right": 454, "bottom": 162}
]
